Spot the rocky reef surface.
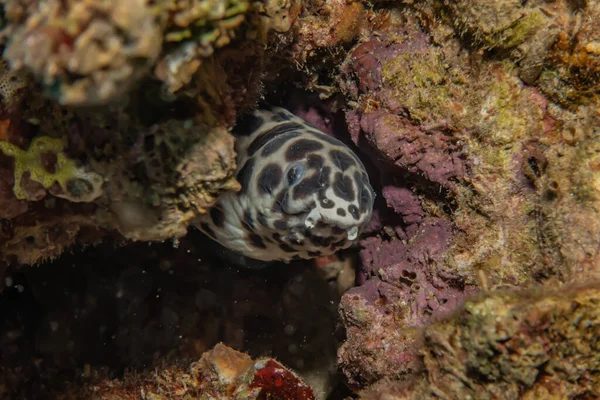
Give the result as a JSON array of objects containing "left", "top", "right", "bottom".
[{"left": 1, "top": 0, "right": 600, "bottom": 398}]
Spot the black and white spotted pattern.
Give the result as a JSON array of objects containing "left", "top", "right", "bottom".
[{"left": 194, "top": 106, "right": 375, "bottom": 262}]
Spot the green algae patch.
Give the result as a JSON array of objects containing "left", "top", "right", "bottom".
[
  {"left": 501, "top": 10, "right": 547, "bottom": 49},
  {"left": 0, "top": 136, "right": 103, "bottom": 202},
  {"left": 476, "top": 67, "right": 539, "bottom": 144},
  {"left": 446, "top": 1, "right": 549, "bottom": 50},
  {"left": 382, "top": 48, "right": 467, "bottom": 123}
]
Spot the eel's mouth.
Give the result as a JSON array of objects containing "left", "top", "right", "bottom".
[{"left": 304, "top": 208, "right": 359, "bottom": 241}]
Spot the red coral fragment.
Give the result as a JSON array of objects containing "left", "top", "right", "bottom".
[{"left": 251, "top": 360, "right": 315, "bottom": 400}]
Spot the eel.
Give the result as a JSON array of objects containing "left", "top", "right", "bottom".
[{"left": 194, "top": 106, "right": 375, "bottom": 263}]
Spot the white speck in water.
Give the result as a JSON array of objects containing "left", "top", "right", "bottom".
[
  {"left": 159, "top": 260, "right": 172, "bottom": 271},
  {"left": 284, "top": 324, "right": 296, "bottom": 336},
  {"left": 4, "top": 277, "right": 13, "bottom": 287},
  {"left": 50, "top": 321, "right": 59, "bottom": 332},
  {"left": 16, "top": 285, "right": 24, "bottom": 293}
]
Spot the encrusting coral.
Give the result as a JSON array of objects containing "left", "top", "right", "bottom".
[
  {"left": 446, "top": 0, "right": 550, "bottom": 50},
  {"left": 3, "top": 0, "right": 163, "bottom": 106},
  {"left": 0, "top": 60, "right": 27, "bottom": 106},
  {"left": 0, "top": 0, "right": 304, "bottom": 259},
  {"left": 334, "top": 1, "right": 600, "bottom": 393},
  {"left": 0, "top": 136, "right": 103, "bottom": 202},
  {"left": 154, "top": 0, "right": 254, "bottom": 93},
  {"left": 359, "top": 283, "right": 600, "bottom": 399},
  {"left": 3, "top": 343, "right": 317, "bottom": 399},
  {"left": 104, "top": 120, "right": 241, "bottom": 241},
  {"left": 1, "top": 0, "right": 303, "bottom": 105}
]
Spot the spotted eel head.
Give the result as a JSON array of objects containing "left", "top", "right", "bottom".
[
  {"left": 270, "top": 126, "right": 374, "bottom": 242},
  {"left": 196, "top": 106, "right": 375, "bottom": 262}
]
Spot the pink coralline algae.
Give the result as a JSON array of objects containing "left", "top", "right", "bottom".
[
  {"left": 380, "top": 185, "right": 422, "bottom": 236},
  {"left": 339, "top": 217, "right": 474, "bottom": 388},
  {"left": 351, "top": 110, "right": 465, "bottom": 188},
  {"left": 340, "top": 31, "right": 466, "bottom": 190},
  {"left": 357, "top": 219, "right": 466, "bottom": 325},
  {"left": 332, "top": 28, "right": 473, "bottom": 386},
  {"left": 339, "top": 33, "right": 427, "bottom": 99}
]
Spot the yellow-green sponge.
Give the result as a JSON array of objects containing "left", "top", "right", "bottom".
[{"left": 0, "top": 136, "right": 103, "bottom": 202}]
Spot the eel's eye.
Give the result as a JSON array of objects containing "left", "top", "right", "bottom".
[{"left": 287, "top": 163, "right": 305, "bottom": 185}]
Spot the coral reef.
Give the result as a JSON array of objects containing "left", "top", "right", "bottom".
[
  {"left": 538, "top": 0, "right": 600, "bottom": 104},
  {"left": 0, "top": 60, "right": 28, "bottom": 106},
  {"left": 446, "top": 0, "right": 550, "bottom": 50},
  {"left": 334, "top": 1, "right": 600, "bottom": 393},
  {"left": 105, "top": 121, "right": 240, "bottom": 241},
  {"left": 3, "top": 0, "right": 163, "bottom": 105},
  {"left": 154, "top": 0, "right": 254, "bottom": 93},
  {"left": 2, "top": 343, "right": 315, "bottom": 399},
  {"left": 1, "top": 0, "right": 600, "bottom": 398},
  {"left": 338, "top": 219, "right": 473, "bottom": 389},
  {"left": 0, "top": 233, "right": 349, "bottom": 398},
  {"left": 80, "top": 344, "right": 316, "bottom": 399},
  {"left": 360, "top": 283, "right": 600, "bottom": 399},
  {"left": 0, "top": 0, "right": 307, "bottom": 263},
  {"left": 1, "top": 0, "right": 302, "bottom": 105}
]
